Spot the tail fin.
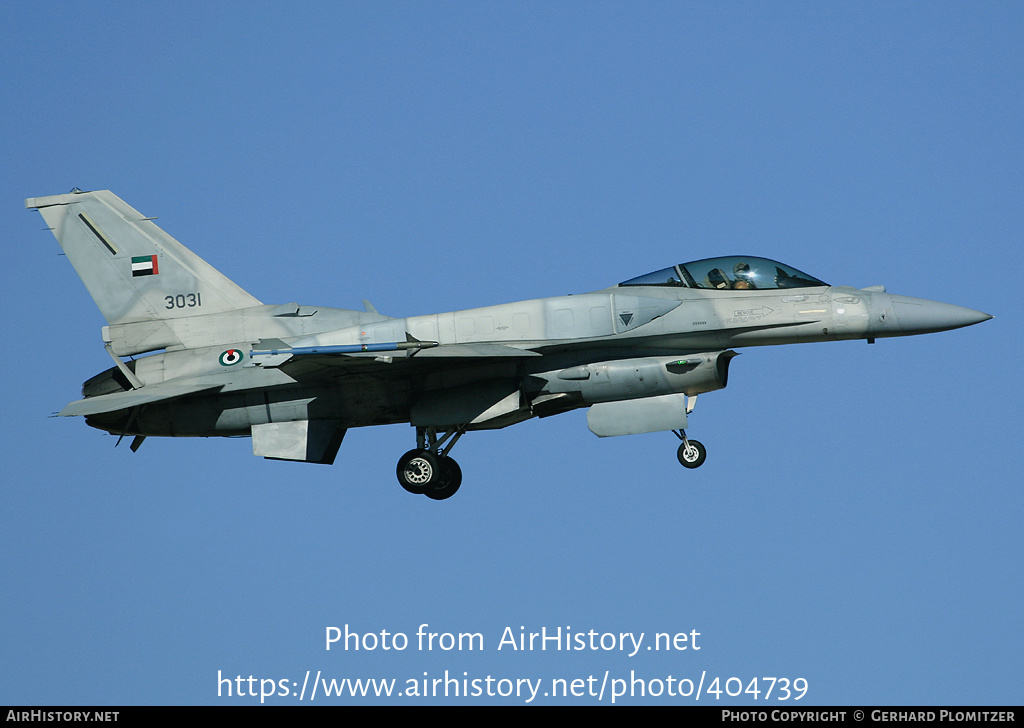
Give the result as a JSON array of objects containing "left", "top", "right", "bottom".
[{"left": 27, "top": 190, "right": 261, "bottom": 326}]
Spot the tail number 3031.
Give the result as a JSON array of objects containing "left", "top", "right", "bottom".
[{"left": 166, "top": 293, "right": 202, "bottom": 309}]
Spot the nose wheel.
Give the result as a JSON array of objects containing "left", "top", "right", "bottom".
[
  {"left": 673, "top": 430, "right": 707, "bottom": 469},
  {"left": 396, "top": 427, "right": 465, "bottom": 500}
]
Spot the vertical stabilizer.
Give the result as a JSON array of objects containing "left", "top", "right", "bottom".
[{"left": 27, "top": 190, "right": 261, "bottom": 325}]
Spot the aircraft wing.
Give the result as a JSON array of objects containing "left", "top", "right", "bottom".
[
  {"left": 245, "top": 340, "right": 542, "bottom": 389},
  {"left": 58, "top": 381, "right": 224, "bottom": 417},
  {"left": 383, "top": 343, "right": 541, "bottom": 358},
  {"left": 60, "top": 342, "right": 542, "bottom": 417},
  {"left": 250, "top": 340, "right": 539, "bottom": 370}
]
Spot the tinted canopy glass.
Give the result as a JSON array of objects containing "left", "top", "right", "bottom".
[{"left": 620, "top": 256, "right": 827, "bottom": 290}]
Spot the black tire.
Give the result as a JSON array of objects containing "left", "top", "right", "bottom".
[
  {"left": 677, "top": 440, "right": 707, "bottom": 469},
  {"left": 425, "top": 456, "right": 463, "bottom": 501},
  {"left": 397, "top": 449, "right": 439, "bottom": 494}
]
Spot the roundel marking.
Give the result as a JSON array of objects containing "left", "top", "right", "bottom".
[{"left": 219, "top": 349, "right": 243, "bottom": 366}]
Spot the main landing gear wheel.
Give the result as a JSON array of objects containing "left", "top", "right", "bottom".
[
  {"left": 398, "top": 426, "right": 468, "bottom": 499},
  {"left": 397, "top": 449, "right": 439, "bottom": 494},
  {"left": 677, "top": 439, "right": 707, "bottom": 469},
  {"left": 425, "top": 456, "right": 462, "bottom": 501}
]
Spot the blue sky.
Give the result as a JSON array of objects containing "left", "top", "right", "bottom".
[{"left": 2, "top": 2, "right": 1020, "bottom": 705}]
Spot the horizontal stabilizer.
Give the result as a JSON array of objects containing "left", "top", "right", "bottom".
[{"left": 59, "top": 381, "right": 223, "bottom": 417}]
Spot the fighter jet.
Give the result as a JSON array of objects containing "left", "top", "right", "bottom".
[{"left": 28, "top": 189, "right": 992, "bottom": 500}]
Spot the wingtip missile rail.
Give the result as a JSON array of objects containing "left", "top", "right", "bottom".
[{"left": 250, "top": 340, "right": 440, "bottom": 358}]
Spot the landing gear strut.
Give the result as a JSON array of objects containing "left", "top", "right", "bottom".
[
  {"left": 396, "top": 426, "right": 465, "bottom": 500},
  {"left": 673, "top": 429, "right": 707, "bottom": 469}
]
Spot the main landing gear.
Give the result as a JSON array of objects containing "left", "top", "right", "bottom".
[{"left": 396, "top": 426, "right": 465, "bottom": 500}]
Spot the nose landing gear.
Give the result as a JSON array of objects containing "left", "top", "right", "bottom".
[
  {"left": 673, "top": 429, "right": 707, "bottom": 469},
  {"left": 396, "top": 426, "right": 465, "bottom": 500},
  {"left": 671, "top": 395, "right": 707, "bottom": 469}
]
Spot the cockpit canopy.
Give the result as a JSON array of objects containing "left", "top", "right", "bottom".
[{"left": 619, "top": 256, "right": 827, "bottom": 290}]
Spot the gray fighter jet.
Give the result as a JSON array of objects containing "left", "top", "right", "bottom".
[{"left": 29, "top": 189, "right": 991, "bottom": 500}]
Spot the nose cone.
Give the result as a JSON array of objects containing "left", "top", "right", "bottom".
[{"left": 890, "top": 295, "right": 993, "bottom": 335}]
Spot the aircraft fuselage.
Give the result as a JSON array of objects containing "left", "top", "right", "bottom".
[
  {"left": 30, "top": 191, "right": 990, "bottom": 498},
  {"left": 83, "top": 283, "right": 988, "bottom": 439}
]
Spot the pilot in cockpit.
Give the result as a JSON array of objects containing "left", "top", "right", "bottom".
[{"left": 733, "top": 261, "right": 757, "bottom": 289}]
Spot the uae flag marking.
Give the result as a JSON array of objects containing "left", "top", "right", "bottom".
[{"left": 131, "top": 255, "right": 159, "bottom": 277}]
